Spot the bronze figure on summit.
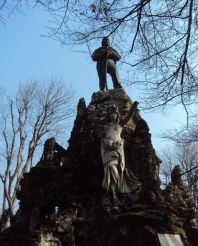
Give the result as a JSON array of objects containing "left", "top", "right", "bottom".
[{"left": 92, "top": 37, "right": 122, "bottom": 91}]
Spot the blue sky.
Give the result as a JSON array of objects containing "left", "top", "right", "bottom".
[{"left": 0, "top": 7, "right": 186, "bottom": 152}]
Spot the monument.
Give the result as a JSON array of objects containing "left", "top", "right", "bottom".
[
  {"left": 0, "top": 38, "right": 197, "bottom": 246},
  {"left": 92, "top": 37, "right": 122, "bottom": 91},
  {"left": 101, "top": 102, "right": 141, "bottom": 205}
]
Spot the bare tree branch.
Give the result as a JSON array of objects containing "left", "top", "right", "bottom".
[{"left": 0, "top": 79, "right": 75, "bottom": 228}]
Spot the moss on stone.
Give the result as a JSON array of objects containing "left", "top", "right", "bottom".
[{"left": 144, "top": 225, "right": 157, "bottom": 236}]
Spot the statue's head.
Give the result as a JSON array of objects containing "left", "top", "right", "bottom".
[
  {"left": 171, "top": 165, "right": 183, "bottom": 186},
  {"left": 102, "top": 37, "right": 110, "bottom": 47}
]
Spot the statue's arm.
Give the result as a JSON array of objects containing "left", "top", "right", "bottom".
[
  {"left": 101, "top": 138, "right": 118, "bottom": 151},
  {"left": 92, "top": 48, "right": 107, "bottom": 61},
  {"left": 108, "top": 48, "right": 121, "bottom": 61},
  {"left": 120, "top": 101, "right": 139, "bottom": 126},
  {"left": 91, "top": 50, "right": 100, "bottom": 61}
]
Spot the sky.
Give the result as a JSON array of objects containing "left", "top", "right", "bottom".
[{"left": 0, "top": 7, "right": 187, "bottom": 153}]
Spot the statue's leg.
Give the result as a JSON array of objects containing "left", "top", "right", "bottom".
[
  {"left": 109, "top": 165, "right": 120, "bottom": 206},
  {"left": 109, "top": 165, "right": 119, "bottom": 187},
  {"left": 97, "top": 62, "right": 107, "bottom": 91},
  {"left": 108, "top": 63, "right": 122, "bottom": 89}
]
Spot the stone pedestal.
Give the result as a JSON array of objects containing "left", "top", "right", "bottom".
[{"left": 0, "top": 89, "right": 197, "bottom": 246}]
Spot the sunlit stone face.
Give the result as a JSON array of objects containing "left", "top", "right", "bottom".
[
  {"left": 39, "top": 234, "right": 62, "bottom": 246},
  {"left": 158, "top": 234, "right": 184, "bottom": 246}
]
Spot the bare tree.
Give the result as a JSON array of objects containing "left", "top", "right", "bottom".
[
  {"left": 177, "top": 144, "right": 198, "bottom": 202},
  {"left": 32, "top": 0, "right": 198, "bottom": 111},
  {"left": 163, "top": 119, "right": 198, "bottom": 143},
  {"left": 160, "top": 146, "right": 177, "bottom": 187},
  {"left": 0, "top": 79, "right": 74, "bottom": 229}
]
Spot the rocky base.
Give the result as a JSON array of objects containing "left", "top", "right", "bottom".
[
  {"left": 0, "top": 89, "right": 197, "bottom": 246},
  {"left": 0, "top": 199, "right": 197, "bottom": 246}
]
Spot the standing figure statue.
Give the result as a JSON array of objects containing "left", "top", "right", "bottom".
[
  {"left": 92, "top": 37, "right": 122, "bottom": 91},
  {"left": 101, "top": 102, "right": 141, "bottom": 204}
]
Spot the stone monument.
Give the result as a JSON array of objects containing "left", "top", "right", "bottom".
[
  {"left": 92, "top": 37, "right": 122, "bottom": 91},
  {"left": 0, "top": 46, "right": 197, "bottom": 246},
  {"left": 101, "top": 102, "right": 141, "bottom": 205}
]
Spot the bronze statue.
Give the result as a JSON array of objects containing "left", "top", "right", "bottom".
[{"left": 92, "top": 37, "right": 122, "bottom": 91}]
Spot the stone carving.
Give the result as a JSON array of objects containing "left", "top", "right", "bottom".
[
  {"left": 158, "top": 234, "right": 184, "bottom": 246},
  {"left": 76, "top": 98, "right": 86, "bottom": 120},
  {"left": 101, "top": 101, "right": 141, "bottom": 202},
  {"left": 39, "top": 137, "right": 67, "bottom": 167},
  {"left": 164, "top": 165, "right": 197, "bottom": 228},
  {"left": 171, "top": 165, "right": 184, "bottom": 187},
  {"left": 38, "top": 233, "right": 62, "bottom": 246},
  {"left": 92, "top": 37, "right": 122, "bottom": 91},
  {"left": 1, "top": 89, "right": 198, "bottom": 246},
  {"left": 135, "top": 118, "right": 150, "bottom": 134}
]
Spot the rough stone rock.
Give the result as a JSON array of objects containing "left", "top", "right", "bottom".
[
  {"left": 67, "top": 89, "right": 161, "bottom": 200},
  {"left": 163, "top": 166, "right": 197, "bottom": 230},
  {"left": 0, "top": 88, "right": 197, "bottom": 246}
]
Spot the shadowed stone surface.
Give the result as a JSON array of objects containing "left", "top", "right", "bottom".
[{"left": 0, "top": 89, "right": 197, "bottom": 246}]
